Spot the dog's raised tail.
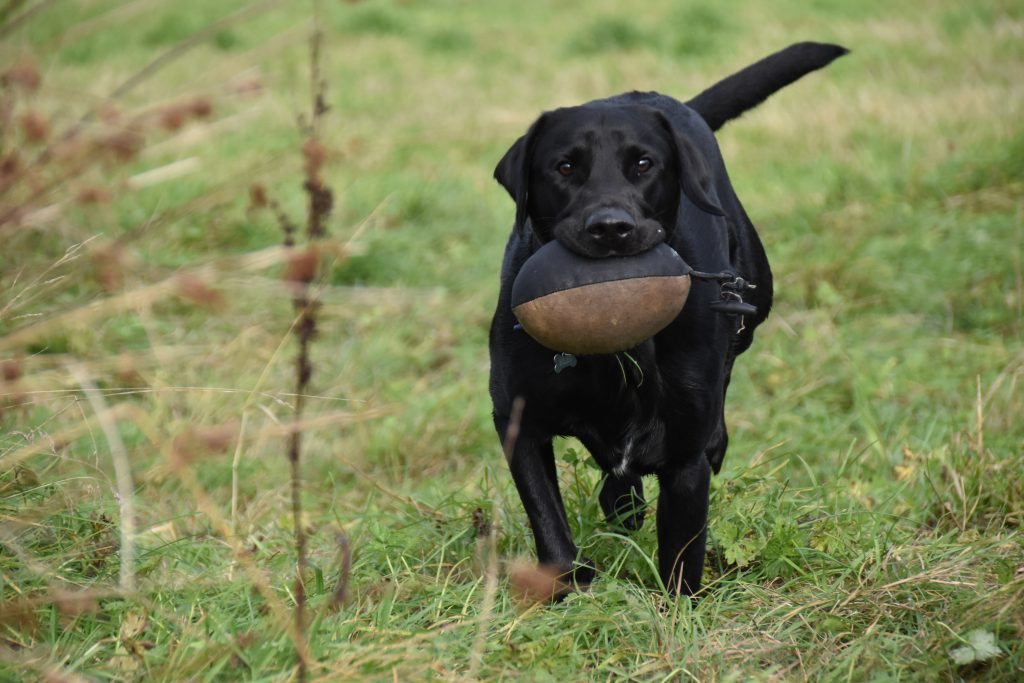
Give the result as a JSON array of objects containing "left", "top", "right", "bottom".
[{"left": 686, "top": 42, "right": 848, "bottom": 131}]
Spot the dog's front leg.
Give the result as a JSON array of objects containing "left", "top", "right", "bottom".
[
  {"left": 656, "top": 455, "right": 711, "bottom": 596},
  {"left": 599, "top": 472, "right": 646, "bottom": 532},
  {"left": 496, "top": 416, "right": 593, "bottom": 585}
]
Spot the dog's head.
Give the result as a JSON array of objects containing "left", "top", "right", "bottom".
[{"left": 495, "top": 105, "right": 723, "bottom": 258}]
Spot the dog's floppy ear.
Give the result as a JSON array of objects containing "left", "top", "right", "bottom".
[
  {"left": 494, "top": 114, "right": 547, "bottom": 235},
  {"left": 654, "top": 111, "right": 725, "bottom": 217}
]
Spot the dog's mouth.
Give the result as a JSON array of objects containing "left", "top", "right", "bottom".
[{"left": 551, "top": 211, "right": 668, "bottom": 259}]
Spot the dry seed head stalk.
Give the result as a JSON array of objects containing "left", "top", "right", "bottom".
[
  {"left": 159, "top": 106, "right": 188, "bottom": 132},
  {"left": 53, "top": 591, "right": 100, "bottom": 621},
  {"left": 284, "top": 247, "right": 319, "bottom": 286},
  {"left": 90, "top": 244, "right": 127, "bottom": 291},
  {"left": 99, "top": 127, "right": 144, "bottom": 163},
  {"left": 100, "top": 104, "right": 121, "bottom": 124},
  {"left": 52, "top": 131, "right": 90, "bottom": 164},
  {"left": 2, "top": 56, "right": 41, "bottom": 91},
  {"left": 282, "top": 15, "right": 334, "bottom": 681},
  {"left": 76, "top": 186, "right": 113, "bottom": 205},
  {"left": 301, "top": 139, "right": 334, "bottom": 239},
  {"left": 248, "top": 183, "right": 268, "bottom": 210},
  {"left": 303, "top": 179, "right": 332, "bottom": 240},
  {"left": 271, "top": 198, "right": 298, "bottom": 247},
  {"left": 0, "top": 151, "right": 21, "bottom": 187},
  {"left": 19, "top": 109, "right": 49, "bottom": 142},
  {"left": 0, "top": 600, "right": 39, "bottom": 633},
  {"left": 232, "top": 74, "right": 264, "bottom": 97},
  {"left": 188, "top": 97, "right": 212, "bottom": 118},
  {"left": 302, "top": 139, "right": 326, "bottom": 182},
  {"left": 115, "top": 354, "right": 145, "bottom": 386},
  {"left": 472, "top": 507, "right": 491, "bottom": 538},
  {"left": 158, "top": 97, "right": 214, "bottom": 132},
  {"left": 176, "top": 273, "right": 225, "bottom": 309},
  {"left": 329, "top": 529, "right": 352, "bottom": 610},
  {"left": 170, "top": 421, "right": 240, "bottom": 469},
  {"left": 2, "top": 358, "right": 23, "bottom": 382}
]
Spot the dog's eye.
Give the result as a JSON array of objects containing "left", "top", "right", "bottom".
[
  {"left": 637, "top": 157, "right": 653, "bottom": 174},
  {"left": 556, "top": 161, "right": 574, "bottom": 177}
]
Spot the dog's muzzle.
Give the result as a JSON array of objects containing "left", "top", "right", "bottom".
[{"left": 585, "top": 207, "right": 636, "bottom": 250}]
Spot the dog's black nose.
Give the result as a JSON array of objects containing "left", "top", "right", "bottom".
[{"left": 585, "top": 208, "right": 636, "bottom": 246}]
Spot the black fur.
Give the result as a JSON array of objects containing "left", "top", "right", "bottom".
[
  {"left": 686, "top": 42, "right": 849, "bottom": 131},
  {"left": 489, "top": 42, "right": 847, "bottom": 596}
]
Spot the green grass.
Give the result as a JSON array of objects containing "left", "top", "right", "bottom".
[{"left": 2, "top": 0, "right": 1022, "bottom": 680}]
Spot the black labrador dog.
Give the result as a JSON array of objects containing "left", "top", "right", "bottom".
[{"left": 489, "top": 42, "right": 847, "bottom": 596}]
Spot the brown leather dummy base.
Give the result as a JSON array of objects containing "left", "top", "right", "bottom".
[{"left": 512, "top": 274, "right": 691, "bottom": 355}]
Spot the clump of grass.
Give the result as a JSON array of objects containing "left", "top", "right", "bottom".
[{"left": 2, "top": 0, "right": 1023, "bottom": 680}]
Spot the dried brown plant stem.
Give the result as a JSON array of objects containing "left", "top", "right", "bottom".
[
  {"left": 467, "top": 522, "right": 499, "bottom": 680},
  {"left": 288, "top": 300, "right": 312, "bottom": 681},
  {"left": 230, "top": 410, "right": 249, "bottom": 535},
  {"left": 468, "top": 396, "right": 523, "bottom": 678},
  {"left": 329, "top": 529, "right": 351, "bottom": 609},
  {"left": 287, "top": 8, "right": 331, "bottom": 680},
  {"left": 67, "top": 363, "right": 136, "bottom": 593}
]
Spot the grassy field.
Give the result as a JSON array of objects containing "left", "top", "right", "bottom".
[{"left": 1, "top": 0, "right": 1022, "bottom": 680}]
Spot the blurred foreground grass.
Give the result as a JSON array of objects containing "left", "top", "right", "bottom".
[{"left": 1, "top": 0, "right": 1022, "bottom": 680}]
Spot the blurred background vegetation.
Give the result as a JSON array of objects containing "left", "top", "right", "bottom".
[{"left": 1, "top": 0, "right": 1021, "bottom": 680}]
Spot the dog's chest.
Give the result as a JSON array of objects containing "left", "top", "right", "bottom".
[
  {"left": 546, "top": 353, "right": 668, "bottom": 476},
  {"left": 575, "top": 412, "right": 667, "bottom": 477}
]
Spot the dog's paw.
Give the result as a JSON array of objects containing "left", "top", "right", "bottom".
[{"left": 570, "top": 557, "right": 596, "bottom": 587}]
